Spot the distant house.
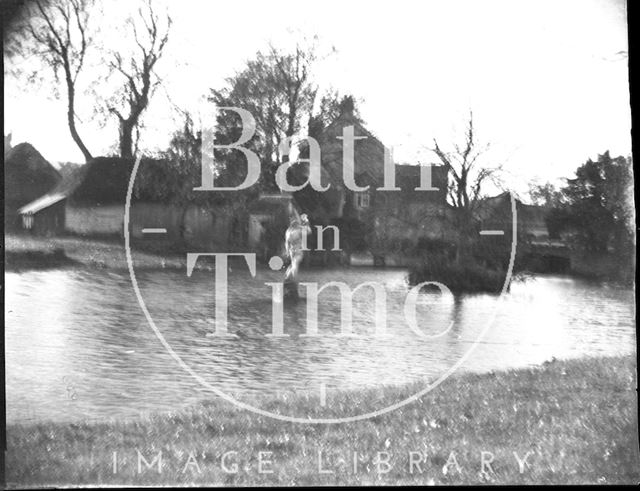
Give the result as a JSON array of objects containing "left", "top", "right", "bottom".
[
  {"left": 474, "top": 192, "right": 553, "bottom": 243},
  {"left": 371, "top": 164, "right": 453, "bottom": 251},
  {"left": 291, "top": 98, "right": 451, "bottom": 259},
  {"left": 5, "top": 142, "right": 61, "bottom": 230}
]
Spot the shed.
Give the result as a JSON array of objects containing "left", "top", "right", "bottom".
[
  {"left": 18, "top": 192, "right": 67, "bottom": 235},
  {"left": 5, "top": 142, "right": 61, "bottom": 229},
  {"left": 17, "top": 157, "right": 131, "bottom": 237}
]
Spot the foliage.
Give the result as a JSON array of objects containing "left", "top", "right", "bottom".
[
  {"left": 308, "top": 92, "right": 362, "bottom": 138},
  {"left": 548, "top": 152, "right": 634, "bottom": 255},
  {"left": 528, "top": 181, "right": 564, "bottom": 208},
  {"left": 408, "top": 255, "right": 507, "bottom": 294},
  {"left": 416, "top": 237, "right": 457, "bottom": 257},
  {"left": 56, "top": 161, "right": 83, "bottom": 179},
  {"left": 132, "top": 114, "right": 256, "bottom": 240},
  {"left": 528, "top": 182, "right": 566, "bottom": 239},
  {"left": 135, "top": 114, "right": 250, "bottom": 204},
  {"left": 209, "top": 40, "right": 320, "bottom": 191}
]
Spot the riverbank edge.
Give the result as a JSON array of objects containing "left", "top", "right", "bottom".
[
  {"left": 6, "top": 355, "right": 639, "bottom": 486},
  {"left": 5, "top": 234, "right": 633, "bottom": 288},
  {"left": 4, "top": 233, "right": 236, "bottom": 272}
]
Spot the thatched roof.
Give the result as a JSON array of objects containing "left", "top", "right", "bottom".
[
  {"left": 18, "top": 156, "right": 137, "bottom": 214},
  {"left": 70, "top": 156, "right": 134, "bottom": 204},
  {"left": 4, "top": 142, "right": 61, "bottom": 209}
]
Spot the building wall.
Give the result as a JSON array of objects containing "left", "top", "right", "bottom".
[
  {"left": 129, "top": 202, "right": 181, "bottom": 241},
  {"left": 66, "top": 202, "right": 234, "bottom": 248},
  {"left": 33, "top": 200, "right": 66, "bottom": 236},
  {"left": 373, "top": 205, "right": 454, "bottom": 248},
  {"left": 21, "top": 199, "right": 66, "bottom": 236},
  {"left": 66, "top": 204, "right": 124, "bottom": 236},
  {"left": 369, "top": 190, "right": 454, "bottom": 252},
  {"left": 297, "top": 110, "right": 452, "bottom": 254}
]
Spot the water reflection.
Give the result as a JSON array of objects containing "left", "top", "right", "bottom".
[{"left": 5, "top": 267, "right": 636, "bottom": 423}]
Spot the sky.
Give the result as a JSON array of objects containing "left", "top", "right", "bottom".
[{"left": 3, "top": 0, "right": 631, "bottom": 197}]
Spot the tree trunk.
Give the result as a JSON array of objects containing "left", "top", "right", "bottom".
[
  {"left": 115, "top": 110, "right": 143, "bottom": 159},
  {"left": 65, "top": 68, "right": 92, "bottom": 162},
  {"left": 119, "top": 119, "right": 134, "bottom": 159},
  {"left": 455, "top": 209, "right": 473, "bottom": 265}
]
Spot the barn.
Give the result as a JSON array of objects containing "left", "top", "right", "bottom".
[{"left": 5, "top": 142, "right": 61, "bottom": 230}]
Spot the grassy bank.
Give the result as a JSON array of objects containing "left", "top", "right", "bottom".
[
  {"left": 5, "top": 248, "right": 78, "bottom": 269},
  {"left": 5, "top": 233, "right": 198, "bottom": 271},
  {"left": 6, "top": 356, "right": 639, "bottom": 486}
]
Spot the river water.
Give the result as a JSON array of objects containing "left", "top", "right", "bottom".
[{"left": 5, "top": 266, "right": 636, "bottom": 424}]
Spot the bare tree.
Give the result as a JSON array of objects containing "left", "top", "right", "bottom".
[
  {"left": 9, "top": 0, "right": 94, "bottom": 162},
  {"left": 107, "top": 0, "right": 171, "bottom": 159},
  {"left": 432, "top": 112, "right": 498, "bottom": 213},
  {"left": 430, "top": 111, "right": 502, "bottom": 262}
]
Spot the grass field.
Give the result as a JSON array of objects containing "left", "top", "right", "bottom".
[{"left": 5, "top": 356, "right": 639, "bottom": 486}]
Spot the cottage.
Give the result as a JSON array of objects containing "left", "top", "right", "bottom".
[
  {"left": 5, "top": 142, "right": 61, "bottom": 230},
  {"left": 290, "top": 98, "right": 452, "bottom": 261}
]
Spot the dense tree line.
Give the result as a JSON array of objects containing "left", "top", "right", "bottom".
[{"left": 532, "top": 152, "right": 634, "bottom": 258}]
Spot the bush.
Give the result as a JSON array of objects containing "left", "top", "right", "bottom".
[{"left": 407, "top": 258, "right": 507, "bottom": 294}]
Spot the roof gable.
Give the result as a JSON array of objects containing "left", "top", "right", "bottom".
[
  {"left": 4, "top": 142, "right": 61, "bottom": 206},
  {"left": 318, "top": 115, "right": 389, "bottom": 187},
  {"left": 394, "top": 164, "right": 449, "bottom": 192},
  {"left": 17, "top": 156, "right": 134, "bottom": 213}
]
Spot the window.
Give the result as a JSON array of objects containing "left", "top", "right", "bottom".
[{"left": 355, "top": 192, "right": 370, "bottom": 209}]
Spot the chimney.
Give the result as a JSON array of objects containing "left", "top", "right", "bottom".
[{"left": 339, "top": 96, "right": 356, "bottom": 117}]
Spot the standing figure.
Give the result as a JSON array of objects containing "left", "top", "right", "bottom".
[{"left": 284, "top": 214, "right": 311, "bottom": 290}]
